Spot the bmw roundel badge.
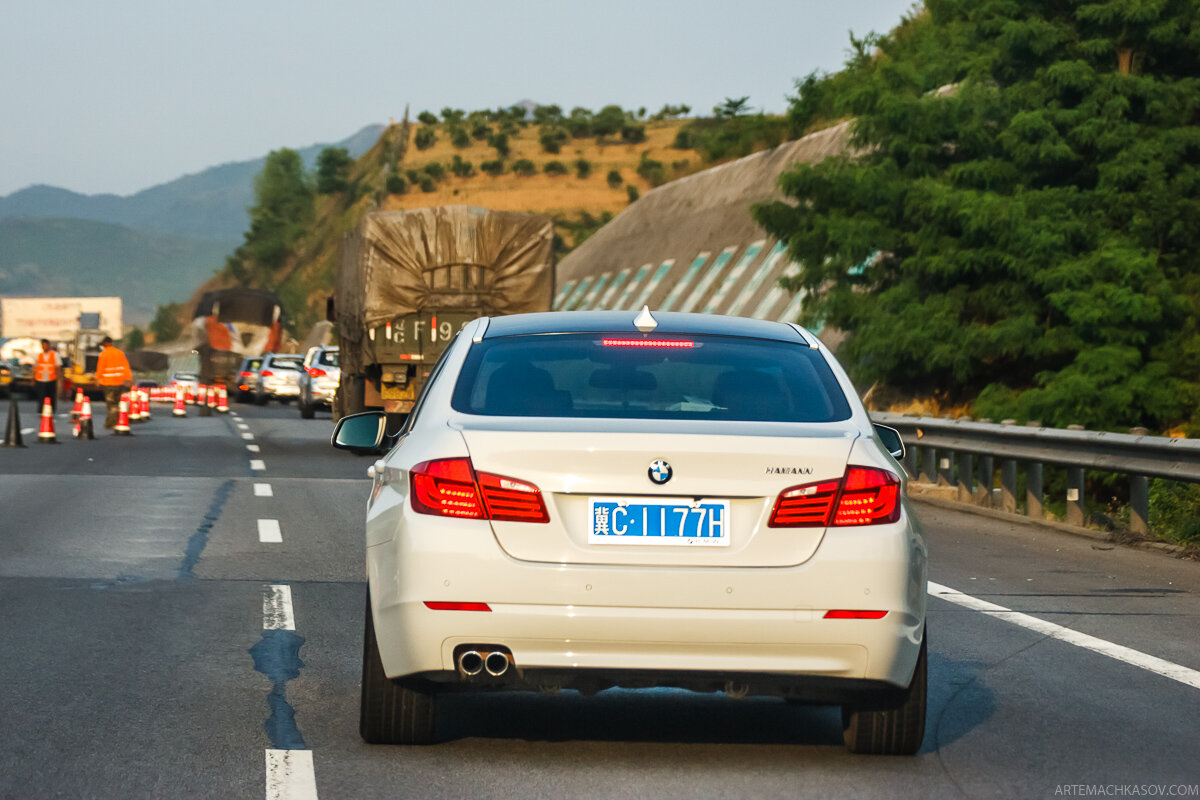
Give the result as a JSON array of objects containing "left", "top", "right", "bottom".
[{"left": 648, "top": 459, "right": 673, "bottom": 485}]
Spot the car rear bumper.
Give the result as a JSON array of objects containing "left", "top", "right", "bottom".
[{"left": 367, "top": 517, "right": 926, "bottom": 692}]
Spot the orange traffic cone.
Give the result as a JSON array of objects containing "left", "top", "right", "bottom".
[
  {"left": 217, "top": 385, "right": 229, "bottom": 413},
  {"left": 79, "top": 397, "right": 95, "bottom": 440},
  {"left": 37, "top": 397, "right": 58, "bottom": 444},
  {"left": 173, "top": 385, "right": 187, "bottom": 417},
  {"left": 185, "top": 385, "right": 195, "bottom": 405},
  {"left": 141, "top": 390, "right": 151, "bottom": 421},
  {"left": 72, "top": 388, "right": 84, "bottom": 438},
  {"left": 114, "top": 393, "right": 132, "bottom": 436}
]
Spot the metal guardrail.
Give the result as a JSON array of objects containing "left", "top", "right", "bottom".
[{"left": 871, "top": 412, "right": 1200, "bottom": 535}]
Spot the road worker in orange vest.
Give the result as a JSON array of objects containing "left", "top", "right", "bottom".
[
  {"left": 33, "top": 339, "right": 62, "bottom": 414},
  {"left": 96, "top": 336, "right": 133, "bottom": 431}
]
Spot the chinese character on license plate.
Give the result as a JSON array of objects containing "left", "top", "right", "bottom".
[{"left": 588, "top": 499, "right": 731, "bottom": 546}]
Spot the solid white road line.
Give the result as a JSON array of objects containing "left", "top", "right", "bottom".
[
  {"left": 250, "top": 459, "right": 266, "bottom": 471},
  {"left": 265, "top": 749, "right": 317, "bottom": 800},
  {"left": 254, "top": 483, "right": 274, "bottom": 497},
  {"left": 928, "top": 581, "right": 1200, "bottom": 691},
  {"left": 247, "top": 444, "right": 261, "bottom": 452},
  {"left": 258, "top": 519, "right": 282, "bottom": 543},
  {"left": 263, "top": 585, "right": 295, "bottom": 631}
]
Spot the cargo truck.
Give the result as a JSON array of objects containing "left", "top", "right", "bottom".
[
  {"left": 191, "top": 288, "right": 284, "bottom": 389},
  {"left": 333, "top": 206, "right": 554, "bottom": 426}
]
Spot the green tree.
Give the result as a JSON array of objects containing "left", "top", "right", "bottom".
[
  {"left": 414, "top": 126, "right": 437, "bottom": 150},
  {"left": 315, "top": 147, "right": 352, "bottom": 194},
  {"left": 753, "top": 0, "right": 1200, "bottom": 431},
  {"left": 386, "top": 172, "right": 407, "bottom": 194},
  {"left": 620, "top": 123, "right": 647, "bottom": 143},
  {"left": 534, "top": 104, "right": 564, "bottom": 125},
  {"left": 123, "top": 327, "right": 145, "bottom": 351},
  {"left": 512, "top": 158, "right": 537, "bottom": 176},
  {"left": 625, "top": 184, "right": 640, "bottom": 203},
  {"left": 450, "top": 127, "right": 471, "bottom": 148},
  {"left": 488, "top": 132, "right": 510, "bottom": 158},
  {"left": 539, "top": 125, "right": 568, "bottom": 153},
  {"left": 606, "top": 168, "right": 623, "bottom": 188},
  {"left": 566, "top": 107, "right": 593, "bottom": 138},
  {"left": 149, "top": 302, "right": 183, "bottom": 343},
  {"left": 543, "top": 160, "right": 568, "bottom": 175},
  {"left": 242, "top": 148, "right": 314, "bottom": 273},
  {"left": 593, "top": 105, "right": 627, "bottom": 138},
  {"left": 715, "top": 96, "right": 751, "bottom": 119},
  {"left": 417, "top": 110, "right": 438, "bottom": 125},
  {"left": 574, "top": 158, "right": 592, "bottom": 179}
]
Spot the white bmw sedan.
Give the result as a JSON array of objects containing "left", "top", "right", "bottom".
[{"left": 333, "top": 309, "right": 927, "bottom": 754}]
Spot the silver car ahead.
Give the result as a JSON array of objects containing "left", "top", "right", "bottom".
[
  {"left": 298, "top": 344, "right": 340, "bottom": 419},
  {"left": 332, "top": 310, "right": 927, "bottom": 754},
  {"left": 254, "top": 353, "right": 304, "bottom": 404}
]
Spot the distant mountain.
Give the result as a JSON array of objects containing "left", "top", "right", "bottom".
[
  {"left": 0, "top": 217, "right": 238, "bottom": 325},
  {"left": 0, "top": 124, "right": 384, "bottom": 240}
]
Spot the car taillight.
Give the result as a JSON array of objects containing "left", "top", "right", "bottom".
[
  {"left": 261, "top": 370, "right": 274, "bottom": 377},
  {"left": 768, "top": 479, "right": 840, "bottom": 527},
  {"left": 769, "top": 466, "right": 900, "bottom": 527},
  {"left": 410, "top": 458, "right": 549, "bottom": 523},
  {"left": 240, "top": 371, "right": 253, "bottom": 378},
  {"left": 307, "top": 367, "right": 326, "bottom": 378},
  {"left": 477, "top": 471, "right": 549, "bottom": 522}
]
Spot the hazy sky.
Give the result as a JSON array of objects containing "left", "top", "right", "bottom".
[{"left": 1, "top": 0, "right": 917, "bottom": 197}]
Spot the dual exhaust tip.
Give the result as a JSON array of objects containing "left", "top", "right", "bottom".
[{"left": 458, "top": 648, "right": 511, "bottom": 678}]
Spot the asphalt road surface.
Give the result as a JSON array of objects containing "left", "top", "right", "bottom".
[{"left": 1, "top": 396, "right": 1197, "bottom": 799}]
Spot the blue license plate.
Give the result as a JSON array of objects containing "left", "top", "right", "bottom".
[{"left": 588, "top": 499, "right": 731, "bottom": 546}]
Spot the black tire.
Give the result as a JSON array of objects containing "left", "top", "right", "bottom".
[
  {"left": 299, "top": 399, "right": 315, "bottom": 419},
  {"left": 361, "top": 591, "right": 438, "bottom": 745},
  {"left": 254, "top": 391, "right": 268, "bottom": 406},
  {"left": 842, "top": 628, "right": 927, "bottom": 755}
]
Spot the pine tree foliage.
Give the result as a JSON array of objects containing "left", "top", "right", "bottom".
[{"left": 754, "top": 0, "right": 1200, "bottom": 430}]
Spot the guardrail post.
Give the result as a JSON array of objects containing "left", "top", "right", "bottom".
[
  {"left": 1000, "top": 459, "right": 1017, "bottom": 513},
  {"left": 904, "top": 443, "right": 919, "bottom": 478},
  {"left": 957, "top": 451, "right": 974, "bottom": 502},
  {"left": 938, "top": 452, "right": 953, "bottom": 486},
  {"left": 1066, "top": 467, "right": 1085, "bottom": 526},
  {"left": 1026, "top": 461, "right": 1043, "bottom": 519},
  {"left": 1130, "top": 475, "right": 1149, "bottom": 535},
  {"left": 919, "top": 446, "right": 935, "bottom": 483},
  {"left": 977, "top": 455, "right": 995, "bottom": 506}
]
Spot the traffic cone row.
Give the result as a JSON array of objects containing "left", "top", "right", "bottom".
[
  {"left": 114, "top": 393, "right": 132, "bottom": 435},
  {"left": 173, "top": 385, "right": 187, "bottom": 417},
  {"left": 79, "top": 397, "right": 95, "bottom": 440},
  {"left": 37, "top": 397, "right": 58, "bottom": 444}
]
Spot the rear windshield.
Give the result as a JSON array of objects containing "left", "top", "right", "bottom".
[
  {"left": 269, "top": 357, "right": 303, "bottom": 371},
  {"left": 316, "top": 350, "right": 339, "bottom": 368},
  {"left": 451, "top": 333, "right": 851, "bottom": 422}
]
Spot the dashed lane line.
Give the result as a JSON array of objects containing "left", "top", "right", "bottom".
[
  {"left": 254, "top": 483, "right": 274, "bottom": 497},
  {"left": 258, "top": 519, "right": 282, "bottom": 543},
  {"left": 263, "top": 585, "right": 295, "bottom": 630},
  {"left": 250, "top": 459, "right": 266, "bottom": 471},
  {"left": 928, "top": 581, "right": 1200, "bottom": 691},
  {"left": 247, "top": 444, "right": 261, "bottom": 453},
  {"left": 243, "top": 432, "right": 255, "bottom": 440}
]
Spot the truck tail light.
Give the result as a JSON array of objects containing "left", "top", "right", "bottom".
[
  {"left": 410, "top": 458, "right": 548, "bottom": 523},
  {"left": 769, "top": 466, "right": 900, "bottom": 527}
]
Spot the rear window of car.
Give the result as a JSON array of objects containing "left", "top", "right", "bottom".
[
  {"left": 316, "top": 350, "right": 339, "bottom": 368},
  {"left": 269, "top": 357, "right": 303, "bottom": 371},
  {"left": 451, "top": 333, "right": 851, "bottom": 422}
]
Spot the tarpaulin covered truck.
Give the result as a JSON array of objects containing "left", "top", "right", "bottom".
[
  {"left": 191, "top": 288, "right": 283, "bottom": 388},
  {"left": 333, "top": 206, "right": 555, "bottom": 425}
]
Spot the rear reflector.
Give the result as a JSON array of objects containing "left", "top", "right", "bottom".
[
  {"left": 424, "top": 601, "right": 492, "bottom": 612},
  {"left": 601, "top": 339, "right": 694, "bottom": 348},
  {"left": 824, "top": 610, "right": 888, "bottom": 619},
  {"left": 769, "top": 466, "right": 901, "bottom": 527},
  {"left": 410, "top": 458, "right": 549, "bottom": 523}
]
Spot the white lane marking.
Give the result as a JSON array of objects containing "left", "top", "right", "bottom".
[
  {"left": 242, "top": 432, "right": 255, "bottom": 440},
  {"left": 265, "top": 749, "right": 317, "bottom": 800},
  {"left": 247, "top": 444, "right": 261, "bottom": 453},
  {"left": 263, "top": 585, "right": 295, "bottom": 630},
  {"left": 21, "top": 427, "right": 34, "bottom": 435},
  {"left": 928, "top": 581, "right": 1200, "bottom": 691},
  {"left": 238, "top": 423, "right": 249, "bottom": 430},
  {"left": 250, "top": 459, "right": 266, "bottom": 471},
  {"left": 258, "top": 519, "right": 282, "bottom": 543},
  {"left": 254, "top": 483, "right": 274, "bottom": 497}
]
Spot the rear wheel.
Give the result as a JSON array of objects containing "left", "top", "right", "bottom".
[
  {"left": 842, "top": 629, "right": 927, "bottom": 755},
  {"left": 360, "top": 591, "right": 438, "bottom": 745},
  {"left": 299, "top": 398, "right": 315, "bottom": 419}
]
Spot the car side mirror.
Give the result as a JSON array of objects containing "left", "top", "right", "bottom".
[
  {"left": 873, "top": 424, "right": 905, "bottom": 460},
  {"left": 332, "top": 411, "right": 387, "bottom": 454}
]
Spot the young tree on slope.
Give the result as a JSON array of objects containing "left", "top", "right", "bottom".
[{"left": 754, "top": 0, "right": 1200, "bottom": 431}]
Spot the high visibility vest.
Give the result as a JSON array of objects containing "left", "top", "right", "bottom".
[
  {"left": 96, "top": 347, "right": 132, "bottom": 386},
  {"left": 34, "top": 351, "right": 59, "bottom": 382}
]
